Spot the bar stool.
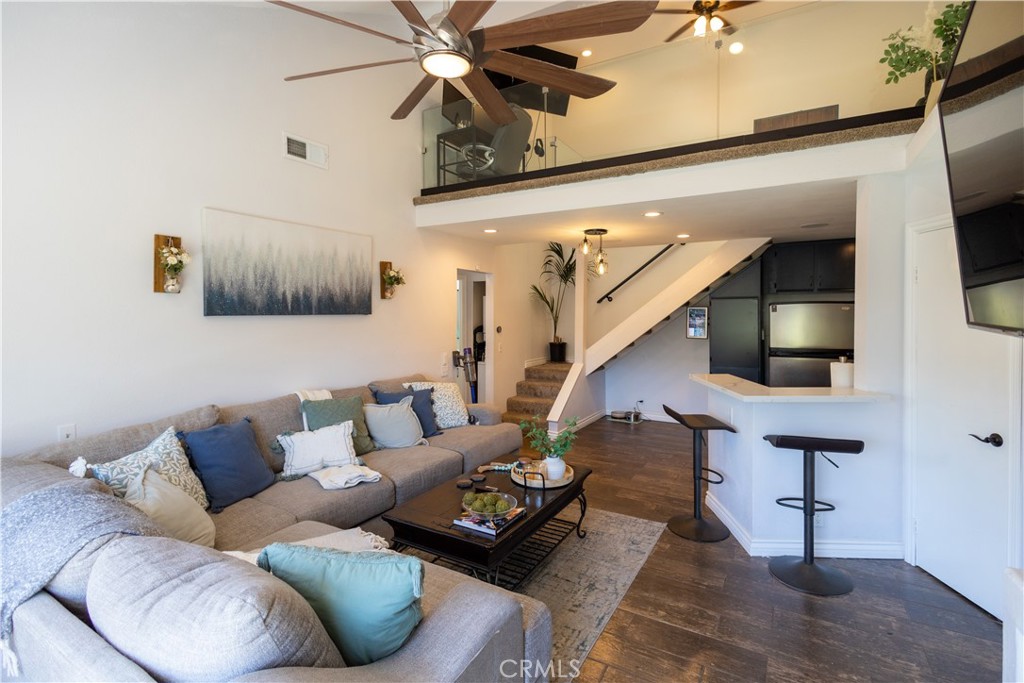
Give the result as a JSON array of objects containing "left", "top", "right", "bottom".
[
  {"left": 663, "top": 405, "right": 736, "bottom": 542},
  {"left": 763, "top": 434, "right": 864, "bottom": 596}
]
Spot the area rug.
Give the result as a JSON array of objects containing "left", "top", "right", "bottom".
[
  {"left": 518, "top": 508, "right": 665, "bottom": 672},
  {"left": 407, "top": 507, "right": 664, "bottom": 675}
]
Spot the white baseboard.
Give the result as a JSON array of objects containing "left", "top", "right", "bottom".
[{"left": 706, "top": 493, "right": 904, "bottom": 559}]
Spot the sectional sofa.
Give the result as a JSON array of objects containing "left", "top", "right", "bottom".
[{"left": 1, "top": 374, "right": 552, "bottom": 682}]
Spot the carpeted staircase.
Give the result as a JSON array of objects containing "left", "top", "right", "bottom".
[{"left": 501, "top": 362, "right": 572, "bottom": 425}]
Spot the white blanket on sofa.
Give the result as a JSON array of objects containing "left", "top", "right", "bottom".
[{"left": 307, "top": 464, "right": 381, "bottom": 490}]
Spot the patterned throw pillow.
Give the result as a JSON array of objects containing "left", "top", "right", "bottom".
[
  {"left": 403, "top": 382, "right": 469, "bottom": 429},
  {"left": 90, "top": 426, "right": 208, "bottom": 509}
]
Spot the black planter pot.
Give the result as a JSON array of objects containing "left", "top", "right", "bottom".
[{"left": 549, "top": 342, "right": 567, "bottom": 363}]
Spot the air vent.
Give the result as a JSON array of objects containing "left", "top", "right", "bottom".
[{"left": 283, "top": 132, "right": 328, "bottom": 169}]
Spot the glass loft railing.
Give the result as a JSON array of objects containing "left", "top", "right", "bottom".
[{"left": 421, "top": 1, "right": 1022, "bottom": 192}]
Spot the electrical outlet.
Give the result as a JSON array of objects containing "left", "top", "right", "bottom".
[{"left": 57, "top": 423, "right": 76, "bottom": 442}]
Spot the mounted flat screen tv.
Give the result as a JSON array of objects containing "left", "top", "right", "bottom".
[{"left": 938, "top": 1, "right": 1024, "bottom": 336}]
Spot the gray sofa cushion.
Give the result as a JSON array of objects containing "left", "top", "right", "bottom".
[
  {"left": 421, "top": 563, "right": 551, "bottom": 683},
  {"left": 367, "top": 374, "right": 428, "bottom": 396},
  {"left": 219, "top": 395, "right": 304, "bottom": 473},
  {"left": 209, "top": 497, "right": 299, "bottom": 551},
  {"left": 46, "top": 532, "right": 132, "bottom": 621},
  {"left": 361, "top": 446, "right": 463, "bottom": 505},
  {"left": 238, "top": 520, "right": 344, "bottom": 551},
  {"left": 87, "top": 536, "right": 346, "bottom": 680},
  {"left": 254, "top": 476, "right": 396, "bottom": 530},
  {"left": 11, "top": 405, "right": 220, "bottom": 469},
  {"left": 1, "top": 460, "right": 80, "bottom": 508},
  {"left": 427, "top": 423, "right": 523, "bottom": 473}
]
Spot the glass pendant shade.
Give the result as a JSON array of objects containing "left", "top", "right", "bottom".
[
  {"left": 694, "top": 15, "right": 708, "bottom": 37},
  {"left": 709, "top": 16, "right": 724, "bottom": 32}
]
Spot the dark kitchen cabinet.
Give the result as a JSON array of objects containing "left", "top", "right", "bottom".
[
  {"left": 710, "top": 297, "right": 761, "bottom": 383},
  {"left": 764, "top": 239, "right": 855, "bottom": 293}
]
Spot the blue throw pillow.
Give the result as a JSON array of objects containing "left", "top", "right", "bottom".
[
  {"left": 375, "top": 388, "right": 440, "bottom": 437},
  {"left": 257, "top": 544, "right": 423, "bottom": 666},
  {"left": 178, "top": 418, "right": 275, "bottom": 512}
]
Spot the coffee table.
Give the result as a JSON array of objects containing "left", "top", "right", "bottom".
[{"left": 383, "top": 462, "right": 592, "bottom": 590}]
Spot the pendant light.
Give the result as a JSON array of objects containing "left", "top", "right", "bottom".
[{"left": 584, "top": 228, "right": 608, "bottom": 275}]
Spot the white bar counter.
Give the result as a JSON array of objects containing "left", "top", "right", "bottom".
[
  {"left": 689, "top": 374, "right": 902, "bottom": 560},
  {"left": 691, "top": 373, "right": 889, "bottom": 403}
]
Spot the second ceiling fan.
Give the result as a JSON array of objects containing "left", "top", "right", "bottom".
[
  {"left": 656, "top": 0, "right": 758, "bottom": 43},
  {"left": 271, "top": 1, "right": 659, "bottom": 125}
]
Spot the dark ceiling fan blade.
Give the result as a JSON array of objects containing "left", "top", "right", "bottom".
[
  {"left": 460, "top": 69, "right": 517, "bottom": 125},
  {"left": 267, "top": 1, "right": 412, "bottom": 45},
  {"left": 653, "top": 8, "right": 698, "bottom": 14},
  {"left": 718, "top": 1, "right": 758, "bottom": 11},
  {"left": 474, "top": 1, "right": 659, "bottom": 52},
  {"left": 482, "top": 51, "right": 615, "bottom": 99},
  {"left": 446, "top": 1, "right": 496, "bottom": 37},
  {"left": 391, "top": 74, "right": 438, "bottom": 120},
  {"left": 665, "top": 18, "right": 697, "bottom": 42},
  {"left": 390, "top": 1, "right": 430, "bottom": 31},
  {"left": 285, "top": 58, "right": 416, "bottom": 82}
]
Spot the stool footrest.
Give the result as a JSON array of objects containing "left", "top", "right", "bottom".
[
  {"left": 700, "top": 468, "right": 724, "bottom": 485},
  {"left": 775, "top": 497, "right": 836, "bottom": 513}
]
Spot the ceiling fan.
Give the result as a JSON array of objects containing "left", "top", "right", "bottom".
[
  {"left": 655, "top": 1, "right": 757, "bottom": 43},
  {"left": 270, "top": 1, "right": 658, "bottom": 125}
]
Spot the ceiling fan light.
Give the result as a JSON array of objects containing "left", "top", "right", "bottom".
[
  {"left": 419, "top": 50, "right": 472, "bottom": 79},
  {"left": 709, "top": 15, "right": 724, "bottom": 32},
  {"left": 693, "top": 15, "right": 708, "bottom": 37}
]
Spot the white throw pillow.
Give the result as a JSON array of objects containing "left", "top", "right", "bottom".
[
  {"left": 125, "top": 467, "right": 216, "bottom": 547},
  {"left": 363, "top": 396, "right": 426, "bottom": 448},
  {"left": 404, "top": 381, "right": 470, "bottom": 429},
  {"left": 276, "top": 421, "right": 358, "bottom": 477}
]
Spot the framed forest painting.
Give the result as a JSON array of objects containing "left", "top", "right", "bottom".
[{"left": 202, "top": 208, "right": 372, "bottom": 316}]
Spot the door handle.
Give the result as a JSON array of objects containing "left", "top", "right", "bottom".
[{"left": 969, "top": 433, "right": 1004, "bottom": 447}]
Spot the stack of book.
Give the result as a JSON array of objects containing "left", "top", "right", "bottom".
[{"left": 453, "top": 507, "right": 526, "bottom": 536}]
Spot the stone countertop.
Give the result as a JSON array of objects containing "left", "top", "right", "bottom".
[{"left": 690, "top": 373, "right": 890, "bottom": 403}]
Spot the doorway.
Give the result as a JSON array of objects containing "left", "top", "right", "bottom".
[{"left": 456, "top": 269, "right": 494, "bottom": 404}]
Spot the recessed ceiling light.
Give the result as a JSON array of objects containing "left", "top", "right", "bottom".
[
  {"left": 799, "top": 222, "right": 829, "bottom": 229},
  {"left": 728, "top": 42, "right": 744, "bottom": 55},
  {"left": 643, "top": 211, "right": 662, "bottom": 218},
  {"left": 677, "top": 233, "right": 690, "bottom": 239},
  {"left": 483, "top": 229, "right": 498, "bottom": 233},
  {"left": 581, "top": 49, "right": 593, "bottom": 57}
]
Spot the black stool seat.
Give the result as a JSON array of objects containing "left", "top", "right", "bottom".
[
  {"left": 764, "top": 433, "right": 864, "bottom": 597},
  {"left": 764, "top": 434, "right": 864, "bottom": 455},
  {"left": 664, "top": 405, "right": 736, "bottom": 543}
]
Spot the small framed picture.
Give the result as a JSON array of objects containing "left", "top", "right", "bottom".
[{"left": 686, "top": 306, "right": 708, "bottom": 339}]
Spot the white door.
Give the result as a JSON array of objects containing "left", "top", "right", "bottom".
[{"left": 912, "top": 226, "right": 1014, "bottom": 618}]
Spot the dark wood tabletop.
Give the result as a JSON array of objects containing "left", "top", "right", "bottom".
[{"left": 383, "top": 462, "right": 592, "bottom": 577}]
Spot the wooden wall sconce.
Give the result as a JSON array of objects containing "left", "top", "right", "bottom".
[
  {"left": 380, "top": 261, "right": 393, "bottom": 299},
  {"left": 154, "top": 234, "right": 182, "bottom": 293}
]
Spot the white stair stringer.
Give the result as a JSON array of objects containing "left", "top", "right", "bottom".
[{"left": 585, "top": 237, "right": 770, "bottom": 375}]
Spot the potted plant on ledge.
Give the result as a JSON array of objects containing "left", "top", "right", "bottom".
[
  {"left": 879, "top": 1, "right": 969, "bottom": 110},
  {"left": 520, "top": 416, "right": 578, "bottom": 481},
  {"left": 530, "top": 242, "right": 577, "bottom": 363}
]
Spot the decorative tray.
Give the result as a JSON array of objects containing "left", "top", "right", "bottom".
[{"left": 511, "top": 463, "right": 575, "bottom": 489}]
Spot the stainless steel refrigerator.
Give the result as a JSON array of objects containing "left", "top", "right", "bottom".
[{"left": 767, "top": 302, "right": 854, "bottom": 387}]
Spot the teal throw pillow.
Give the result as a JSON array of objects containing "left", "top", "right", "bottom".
[
  {"left": 257, "top": 543, "right": 423, "bottom": 666},
  {"left": 302, "top": 397, "right": 374, "bottom": 456}
]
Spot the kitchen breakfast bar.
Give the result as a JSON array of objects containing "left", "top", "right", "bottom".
[{"left": 688, "top": 374, "right": 901, "bottom": 560}]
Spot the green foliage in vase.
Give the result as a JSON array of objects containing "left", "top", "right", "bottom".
[
  {"left": 520, "top": 416, "right": 579, "bottom": 459},
  {"left": 879, "top": 2, "right": 968, "bottom": 84}
]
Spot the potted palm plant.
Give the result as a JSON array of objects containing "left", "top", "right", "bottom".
[
  {"left": 520, "top": 416, "right": 578, "bottom": 480},
  {"left": 530, "top": 242, "right": 576, "bottom": 363}
]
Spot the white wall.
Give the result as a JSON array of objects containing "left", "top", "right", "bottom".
[{"left": 0, "top": 2, "right": 503, "bottom": 454}]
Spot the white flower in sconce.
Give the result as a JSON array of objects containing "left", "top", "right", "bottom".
[{"left": 382, "top": 268, "right": 406, "bottom": 287}]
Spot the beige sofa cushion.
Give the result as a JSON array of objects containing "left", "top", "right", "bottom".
[
  {"left": 427, "top": 423, "right": 523, "bottom": 473},
  {"left": 209, "top": 497, "right": 299, "bottom": 551},
  {"left": 87, "top": 536, "right": 345, "bottom": 680},
  {"left": 361, "top": 446, "right": 463, "bottom": 505},
  {"left": 12, "top": 405, "right": 219, "bottom": 469}
]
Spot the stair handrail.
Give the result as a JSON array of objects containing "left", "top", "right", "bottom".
[{"left": 596, "top": 243, "right": 682, "bottom": 304}]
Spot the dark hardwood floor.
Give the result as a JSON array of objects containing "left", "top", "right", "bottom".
[{"left": 542, "top": 418, "right": 1002, "bottom": 683}]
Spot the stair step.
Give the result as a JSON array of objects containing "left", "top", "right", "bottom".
[
  {"left": 524, "top": 362, "right": 572, "bottom": 382},
  {"left": 501, "top": 411, "right": 540, "bottom": 427},
  {"left": 506, "top": 395, "right": 555, "bottom": 415},
  {"left": 516, "top": 379, "right": 563, "bottom": 398}
]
